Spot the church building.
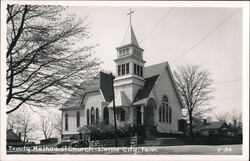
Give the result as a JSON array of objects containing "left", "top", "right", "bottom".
[{"left": 60, "top": 11, "right": 184, "bottom": 140}]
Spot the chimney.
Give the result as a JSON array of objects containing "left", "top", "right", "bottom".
[{"left": 203, "top": 119, "right": 207, "bottom": 125}]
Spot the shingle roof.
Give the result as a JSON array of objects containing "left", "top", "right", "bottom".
[
  {"left": 144, "top": 62, "right": 167, "bottom": 78},
  {"left": 201, "top": 122, "right": 227, "bottom": 130},
  {"left": 133, "top": 75, "right": 159, "bottom": 103},
  {"left": 62, "top": 72, "right": 114, "bottom": 109},
  {"left": 100, "top": 72, "right": 113, "bottom": 102},
  {"left": 133, "top": 62, "right": 168, "bottom": 104},
  {"left": 62, "top": 79, "right": 100, "bottom": 109}
]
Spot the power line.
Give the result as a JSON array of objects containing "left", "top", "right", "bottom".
[
  {"left": 213, "top": 78, "right": 242, "bottom": 85},
  {"left": 171, "top": 9, "right": 241, "bottom": 65},
  {"left": 140, "top": 7, "right": 174, "bottom": 45}
]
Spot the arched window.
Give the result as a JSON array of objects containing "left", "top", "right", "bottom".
[
  {"left": 169, "top": 107, "right": 172, "bottom": 123},
  {"left": 162, "top": 104, "right": 165, "bottom": 122},
  {"left": 65, "top": 113, "right": 68, "bottom": 131},
  {"left": 103, "top": 107, "right": 109, "bottom": 125},
  {"left": 76, "top": 111, "right": 80, "bottom": 127},
  {"left": 96, "top": 108, "right": 99, "bottom": 125},
  {"left": 159, "top": 106, "right": 162, "bottom": 122},
  {"left": 87, "top": 109, "right": 90, "bottom": 125},
  {"left": 91, "top": 107, "right": 95, "bottom": 125},
  {"left": 162, "top": 96, "right": 168, "bottom": 123}
]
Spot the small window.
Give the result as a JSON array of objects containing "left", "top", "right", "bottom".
[
  {"left": 169, "top": 107, "right": 172, "bottom": 123},
  {"left": 122, "top": 64, "right": 125, "bottom": 75},
  {"left": 65, "top": 113, "right": 68, "bottom": 131},
  {"left": 122, "top": 49, "right": 125, "bottom": 56},
  {"left": 162, "top": 96, "right": 168, "bottom": 123},
  {"left": 166, "top": 105, "right": 169, "bottom": 123},
  {"left": 159, "top": 106, "right": 162, "bottom": 122},
  {"left": 96, "top": 108, "right": 99, "bottom": 125},
  {"left": 126, "top": 48, "right": 129, "bottom": 55},
  {"left": 120, "top": 109, "right": 125, "bottom": 121},
  {"left": 91, "top": 107, "right": 95, "bottom": 125},
  {"left": 163, "top": 96, "right": 168, "bottom": 102},
  {"left": 134, "top": 64, "right": 137, "bottom": 74},
  {"left": 162, "top": 104, "right": 165, "bottom": 122},
  {"left": 118, "top": 65, "right": 121, "bottom": 76},
  {"left": 126, "top": 63, "right": 129, "bottom": 74},
  {"left": 103, "top": 107, "right": 109, "bottom": 125},
  {"left": 76, "top": 111, "right": 80, "bottom": 127},
  {"left": 140, "top": 66, "right": 143, "bottom": 77},
  {"left": 136, "top": 65, "right": 140, "bottom": 75},
  {"left": 87, "top": 109, "right": 90, "bottom": 125}
]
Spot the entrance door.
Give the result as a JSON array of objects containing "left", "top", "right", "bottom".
[
  {"left": 136, "top": 106, "right": 142, "bottom": 125},
  {"left": 144, "top": 98, "right": 156, "bottom": 126}
]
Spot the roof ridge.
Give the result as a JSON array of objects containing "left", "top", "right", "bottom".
[{"left": 145, "top": 61, "right": 168, "bottom": 68}]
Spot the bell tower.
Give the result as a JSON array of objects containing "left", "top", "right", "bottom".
[{"left": 114, "top": 9, "right": 145, "bottom": 101}]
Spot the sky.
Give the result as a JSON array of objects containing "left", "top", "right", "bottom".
[{"left": 64, "top": 6, "right": 243, "bottom": 116}]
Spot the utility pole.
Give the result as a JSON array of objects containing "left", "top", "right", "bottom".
[{"left": 111, "top": 73, "right": 118, "bottom": 147}]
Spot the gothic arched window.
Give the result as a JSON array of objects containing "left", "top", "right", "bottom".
[
  {"left": 87, "top": 109, "right": 90, "bottom": 125},
  {"left": 169, "top": 106, "right": 172, "bottom": 123},
  {"left": 91, "top": 107, "right": 95, "bottom": 125},
  {"left": 76, "top": 111, "right": 80, "bottom": 127},
  {"left": 159, "top": 106, "right": 162, "bottom": 122},
  {"left": 103, "top": 107, "right": 109, "bottom": 125},
  {"left": 65, "top": 113, "right": 68, "bottom": 131},
  {"left": 96, "top": 108, "right": 99, "bottom": 125},
  {"left": 162, "top": 96, "right": 168, "bottom": 123}
]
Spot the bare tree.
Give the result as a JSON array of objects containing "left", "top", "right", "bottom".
[
  {"left": 174, "top": 65, "right": 214, "bottom": 136},
  {"left": 36, "top": 115, "right": 54, "bottom": 139},
  {"left": 7, "top": 108, "right": 35, "bottom": 145},
  {"left": 6, "top": 4, "right": 101, "bottom": 114},
  {"left": 215, "top": 112, "right": 229, "bottom": 122},
  {"left": 229, "top": 111, "right": 242, "bottom": 136},
  {"left": 53, "top": 113, "right": 62, "bottom": 138}
]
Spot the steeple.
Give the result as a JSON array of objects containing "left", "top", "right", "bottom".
[
  {"left": 113, "top": 9, "right": 146, "bottom": 102},
  {"left": 114, "top": 9, "right": 145, "bottom": 79},
  {"left": 121, "top": 25, "right": 139, "bottom": 47}
]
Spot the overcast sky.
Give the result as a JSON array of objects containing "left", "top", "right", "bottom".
[{"left": 64, "top": 6, "right": 242, "bottom": 116}]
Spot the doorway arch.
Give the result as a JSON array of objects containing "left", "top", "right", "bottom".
[{"left": 144, "top": 98, "right": 156, "bottom": 126}]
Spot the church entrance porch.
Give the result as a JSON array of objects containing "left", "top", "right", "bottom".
[
  {"left": 144, "top": 98, "right": 157, "bottom": 138},
  {"left": 133, "top": 98, "right": 157, "bottom": 138},
  {"left": 144, "top": 98, "right": 156, "bottom": 126}
]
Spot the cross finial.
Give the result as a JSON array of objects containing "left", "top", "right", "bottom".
[{"left": 126, "top": 8, "right": 134, "bottom": 26}]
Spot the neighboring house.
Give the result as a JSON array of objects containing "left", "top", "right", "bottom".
[
  {"left": 60, "top": 17, "right": 184, "bottom": 140},
  {"left": 189, "top": 121, "right": 230, "bottom": 136},
  {"left": 6, "top": 129, "right": 23, "bottom": 147},
  {"left": 40, "top": 138, "right": 58, "bottom": 145}
]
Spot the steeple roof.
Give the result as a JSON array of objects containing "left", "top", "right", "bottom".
[{"left": 121, "top": 25, "right": 139, "bottom": 47}]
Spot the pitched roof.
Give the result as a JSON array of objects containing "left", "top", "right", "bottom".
[
  {"left": 144, "top": 62, "right": 168, "bottom": 78},
  {"left": 7, "top": 129, "right": 21, "bottom": 141},
  {"left": 100, "top": 72, "right": 113, "bottom": 102},
  {"left": 61, "top": 72, "right": 114, "bottom": 110},
  {"left": 133, "top": 62, "right": 168, "bottom": 104},
  {"left": 108, "top": 91, "right": 131, "bottom": 108},
  {"left": 121, "top": 25, "right": 139, "bottom": 47},
  {"left": 61, "top": 79, "right": 100, "bottom": 109},
  {"left": 133, "top": 75, "right": 159, "bottom": 104},
  {"left": 201, "top": 122, "right": 227, "bottom": 130}
]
